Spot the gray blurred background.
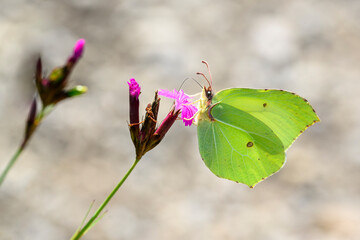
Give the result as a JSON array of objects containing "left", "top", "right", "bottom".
[{"left": 0, "top": 0, "right": 359, "bottom": 239}]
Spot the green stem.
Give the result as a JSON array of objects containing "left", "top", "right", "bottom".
[
  {"left": 0, "top": 107, "right": 47, "bottom": 187},
  {"left": 71, "top": 158, "right": 141, "bottom": 240},
  {"left": 0, "top": 146, "right": 25, "bottom": 186}
]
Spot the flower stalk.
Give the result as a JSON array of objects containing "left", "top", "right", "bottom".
[
  {"left": 0, "top": 39, "right": 87, "bottom": 186},
  {"left": 70, "top": 158, "right": 141, "bottom": 240},
  {"left": 71, "top": 78, "right": 187, "bottom": 239}
]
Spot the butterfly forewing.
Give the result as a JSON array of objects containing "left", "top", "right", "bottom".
[{"left": 212, "top": 88, "right": 319, "bottom": 150}]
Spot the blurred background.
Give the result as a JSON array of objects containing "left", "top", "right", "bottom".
[{"left": 1, "top": 0, "right": 359, "bottom": 239}]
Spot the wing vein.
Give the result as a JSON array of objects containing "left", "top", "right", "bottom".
[
  {"left": 215, "top": 118, "right": 279, "bottom": 145},
  {"left": 211, "top": 124, "right": 220, "bottom": 175},
  {"left": 217, "top": 126, "right": 248, "bottom": 183}
]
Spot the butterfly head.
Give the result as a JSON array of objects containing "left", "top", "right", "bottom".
[
  {"left": 197, "top": 85, "right": 213, "bottom": 117},
  {"left": 205, "top": 86, "right": 213, "bottom": 101},
  {"left": 195, "top": 61, "right": 215, "bottom": 124}
]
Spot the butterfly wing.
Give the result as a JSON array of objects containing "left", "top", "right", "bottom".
[{"left": 197, "top": 88, "right": 319, "bottom": 187}]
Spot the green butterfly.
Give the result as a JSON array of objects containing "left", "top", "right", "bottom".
[{"left": 195, "top": 61, "right": 319, "bottom": 188}]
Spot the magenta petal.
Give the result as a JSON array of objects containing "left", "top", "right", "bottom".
[
  {"left": 159, "top": 89, "right": 193, "bottom": 111},
  {"left": 73, "top": 39, "right": 85, "bottom": 60},
  {"left": 181, "top": 104, "right": 198, "bottom": 126},
  {"left": 176, "top": 90, "right": 191, "bottom": 108},
  {"left": 128, "top": 78, "right": 141, "bottom": 98},
  {"left": 158, "top": 89, "right": 179, "bottom": 99}
]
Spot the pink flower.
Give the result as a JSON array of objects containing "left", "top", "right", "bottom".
[
  {"left": 127, "top": 78, "right": 141, "bottom": 99},
  {"left": 158, "top": 89, "right": 198, "bottom": 126}
]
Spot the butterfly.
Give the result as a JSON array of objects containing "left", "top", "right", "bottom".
[{"left": 195, "top": 61, "right": 320, "bottom": 187}]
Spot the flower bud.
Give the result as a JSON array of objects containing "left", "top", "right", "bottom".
[
  {"left": 128, "top": 78, "right": 141, "bottom": 148},
  {"left": 35, "top": 58, "right": 42, "bottom": 88},
  {"left": 73, "top": 39, "right": 85, "bottom": 60},
  {"left": 66, "top": 85, "right": 88, "bottom": 97},
  {"left": 145, "top": 108, "right": 179, "bottom": 152},
  {"left": 154, "top": 108, "right": 179, "bottom": 138},
  {"left": 140, "top": 93, "right": 159, "bottom": 143},
  {"left": 34, "top": 40, "right": 87, "bottom": 107},
  {"left": 49, "top": 67, "right": 66, "bottom": 84},
  {"left": 128, "top": 78, "right": 141, "bottom": 100},
  {"left": 68, "top": 39, "right": 85, "bottom": 64},
  {"left": 24, "top": 97, "right": 38, "bottom": 145}
]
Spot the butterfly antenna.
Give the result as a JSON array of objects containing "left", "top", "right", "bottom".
[
  {"left": 201, "top": 60, "right": 213, "bottom": 86},
  {"left": 196, "top": 72, "right": 211, "bottom": 87},
  {"left": 178, "top": 77, "right": 203, "bottom": 91}
]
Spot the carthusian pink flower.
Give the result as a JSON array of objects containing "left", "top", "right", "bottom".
[{"left": 158, "top": 89, "right": 198, "bottom": 126}]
